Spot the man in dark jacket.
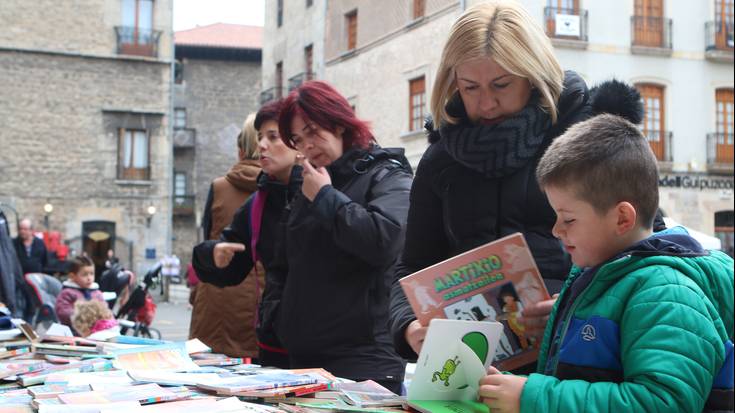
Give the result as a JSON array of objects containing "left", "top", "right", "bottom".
[{"left": 13, "top": 218, "right": 47, "bottom": 274}]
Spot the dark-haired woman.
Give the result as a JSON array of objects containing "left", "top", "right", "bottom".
[{"left": 270, "top": 80, "right": 413, "bottom": 393}]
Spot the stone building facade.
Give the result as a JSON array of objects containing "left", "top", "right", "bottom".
[
  {"left": 262, "top": 0, "right": 734, "bottom": 253},
  {"left": 172, "top": 24, "right": 262, "bottom": 269},
  {"left": 0, "top": 0, "right": 174, "bottom": 276}
]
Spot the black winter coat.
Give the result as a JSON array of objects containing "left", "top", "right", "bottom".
[
  {"left": 269, "top": 144, "right": 413, "bottom": 383},
  {"left": 192, "top": 166, "right": 303, "bottom": 350},
  {"left": 388, "top": 72, "right": 644, "bottom": 359}
]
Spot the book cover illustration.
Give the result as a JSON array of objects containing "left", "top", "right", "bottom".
[
  {"left": 400, "top": 232, "right": 550, "bottom": 371},
  {"left": 407, "top": 319, "right": 503, "bottom": 402}
]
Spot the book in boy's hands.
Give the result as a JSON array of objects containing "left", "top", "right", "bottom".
[
  {"left": 399, "top": 232, "right": 550, "bottom": 371},
  {"left": 408, "top": 319, "right": 503, "bottom": 403}
]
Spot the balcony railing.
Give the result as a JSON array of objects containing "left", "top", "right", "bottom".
[
  {"left": 631, "top": 16, "right": 672, "bottom": 50},
  {"left": 115, "top": 26, "right": 161, "bottom": 57},
  {"left": 643, "top": 130, "right": 673, "bottom": 162},
  {"left": 288, "top": 72, "right": 315, "bottom": 91},
  {"left": 259, "top": 87, "right": 283, "bottom": 105},
  {"left": 705, "top": 21, "right": 734, "bottom": 51},
  {"left": 173, "top": 128, "right": 196, "bottom": 148},
  {"left": 707, "top": 133, "right": 734, "bottom": 168},
  {"left": 544, "top": 7, "right": 588, "bottom": 43},
  {"left": 173, "top": 195, "right": 195, "bottom": 216}
]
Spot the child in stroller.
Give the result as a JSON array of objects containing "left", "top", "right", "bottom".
[{"left": 99, "top": 262, "right": 161, "bottom": 339}]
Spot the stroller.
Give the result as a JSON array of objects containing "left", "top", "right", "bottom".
[{"left": 114, "top": 263, "right": 162, "bottom": 339}]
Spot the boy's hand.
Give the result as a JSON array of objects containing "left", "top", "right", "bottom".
[
  {"left": 519, "top": 293, "right": 558, "bottom": 339},
  {"left": 213, "top": 242, "right": 246, "bottom": 268},
  {"left": 405, "top": 319, "right": 427, "bottom": 355},
  {"left": 479, "top": 366, "right": 526, "bottom": 413}
]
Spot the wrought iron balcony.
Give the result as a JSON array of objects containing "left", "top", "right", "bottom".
[
  {"left": 173, "top": 128, "right": 196, "bottom": 148},
  {"left": 259, "top": 87, "right": 283, "bottom": 105},
  {"left": 288, "top": 72, "right": 315, "bottom": 91},
  {"left": 115, "top": 26, "right": 161, "bottom": 58},
  {"left": 173, "top": 195, "right": 195, "bottom": 216},
  {"left": 631, "top": 16, "right": 672, "bottom": 52},
  {"left": 544, "top": 7, "right": 588, "bottom": 43},
  {"left": 707, "top": 133, "right": 734, "bottom": 173},
  {"left": 643, "top": 130, "right": 673, "bottom": 163},
  {"left": 705, "top": 21, "right": 734, "bottom": 63}
]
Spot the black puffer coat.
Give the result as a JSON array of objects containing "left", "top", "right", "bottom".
[
  {"left": 388, "top": 73, "right": 645, "bottom": 359},
  {"left": 269, "top": 144, "right": 413, "bottom": 387}
]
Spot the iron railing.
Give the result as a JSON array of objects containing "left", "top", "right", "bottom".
[
  {"left": 707, "top": 132, "right": 734, "bottom": 166},
  {"left": 705, "top": 21, "right": 734, "bottom": 51},
  {"left": 631, "top": 16, "right": 672, "bottom": 49},
  {"left": 173, "top": 128, "right": 196, "bottom": 148},
  {"left": 115, "top": 26, "right": 161, "bottom": 57},
  {"left": 173, "top": 195, "right": 195, "bottom": 216},
  {"left": 288, "top": 72, "right": 315, "bottom": 91},
  {"left": 643, "top": 130, "right": 673, "bottom": 162},
  {"left": 543, "top": 7, "right": 588, "bottom": 42},
  {"left": 259, "top": 87, "right": 284, "bottom": 105}
]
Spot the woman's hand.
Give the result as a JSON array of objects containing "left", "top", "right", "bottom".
[
  {"left": 479, "top": 366, "right": 526, "bottom": 413},
  {"left": 299, "top": 154, "right": 332, "bottom": 201},
  {"left": 405, "top": 319, "right": 428, "bottom": 355},
  {"left": 519, "top": 293, "right": 559, "bottom": 339},
  {"left": 213, "top": 242, "right": 246, "bottom": 268}
]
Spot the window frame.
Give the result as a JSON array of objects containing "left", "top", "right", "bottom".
[
  {"left": 277, "top": 0, "right": 284, "bottom": 27},
  {"left": 636, "top": 83, "right": 666, "bottom": 161},
  {"left": 409, "top": 76, "right": 427, "bottom": 132},
  {"left": 346, "top": 10, "right": 358, "bottom": 51},
  {"left": 173, "top": 108, "right": 187, "bottom": 129},
  {"left": 413, "top": 0, "right": 426, "bottom": 20},
  {"left": 117, "top": 128, "right": 151, "bottom": 181}
]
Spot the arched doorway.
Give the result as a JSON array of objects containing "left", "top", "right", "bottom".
[{"left": 82, "top": 221, "right": 115, "bottom": 282}]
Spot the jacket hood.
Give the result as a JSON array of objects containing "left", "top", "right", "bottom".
[
  {"left": 256, "top": 164, "right": 304, "bottom": 192},
  {"left": 327, "top": 144, "right": 413, "bottom": 180},
  {"left": 225, "top": 159, "right": 261, "bottom": 192}
]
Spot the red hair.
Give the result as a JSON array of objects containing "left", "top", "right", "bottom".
[{"left": 279, "top": 81, "right": 374, "bottom": 150}]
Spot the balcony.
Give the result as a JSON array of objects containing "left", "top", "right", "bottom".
[
  {"left": 544, "top": 7, "right": 588, "bottom": 49},
  {"left": 644, "top": 130, "right": 673, "bottom": 166},
  {"left": 631, "top": 16, "right": 672, "bottom": 56},
  {"left": 288, "top": 72, "right": 315, "bottom": 91},
  {"left": 173, "top": 128, "right": 196, "bottom": 148},
  {"left": 259, "top": 87, "right": 283, "bottom": 105},
  {"left": 115, "top": 26, "right": 161, "bottom": 58},
  {"left": 707, "top": 133, "right": 734, "bottom": 174},
  {"left": 173, "top": 195, "right": 195, "bottom": 216},
  {"left": 705, "top": 21, "right": 734, "bottom": 63}
]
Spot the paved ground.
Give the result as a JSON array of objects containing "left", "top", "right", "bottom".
[{"left": 149, "top": 281, "right": 192, "bottom": 342}]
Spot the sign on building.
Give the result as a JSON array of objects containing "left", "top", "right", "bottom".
[{"left": 555, "top": 14, "right": 580, "bottom": 37}]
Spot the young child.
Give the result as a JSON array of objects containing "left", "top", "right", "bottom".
[
  {"left": 479, "top": 114, "right": 734, "bottom": 413},
  {"left": 71, "top": 300, "right": 118, "bottom": 337},
  {"left": 55, "top": 255, "right": 105, "bottom": 327}
]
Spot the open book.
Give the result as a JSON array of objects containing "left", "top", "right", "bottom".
[
  {"left": 407, "top": 319, "right": 503, "bottom": 413},
  {"left": 400, "top": 232, "right": 550, "bottom": 371}
]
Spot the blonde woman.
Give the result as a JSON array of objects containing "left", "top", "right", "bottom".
[
  {"left": 190, "top": 112, "right": 264, "bottom": 359},
  {"left": 388, "top": 0, "right": 643, "bottom": 363}
]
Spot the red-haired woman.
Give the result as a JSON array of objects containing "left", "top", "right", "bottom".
[{"left": 271, "top": 81, "right": 413, "bottom": 393}]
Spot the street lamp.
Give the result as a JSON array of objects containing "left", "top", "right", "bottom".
[
  {"left": 146, "top": 205, "right": 156, "bottom": 228},
  {"left": 43, "top": 202, "right": 53, "bottom": 229}
]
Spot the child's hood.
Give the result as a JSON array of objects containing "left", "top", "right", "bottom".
[{"left": 62, "top": 280, "right": 101, "bottom": 291}]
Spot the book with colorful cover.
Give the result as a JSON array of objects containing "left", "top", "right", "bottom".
[
  {"left": 399, "top": 232, "right": 550, "bottom": 371},
  {"left": 234, "top": 382, "right": 329, "bottom": 398},
  {"left": 0, "top": 360, "right": 48, "bottom": 380},
  {"left": 18, "top": 358, "right": 114, "bottom": 386},
  {"left": 111, "top": 343, "right": 199, "bottom": 371},
  {"left": 408, "top": 400, "right": 489, "bottom": 413},
  {"left": 26, "top": 384, "right": 91, "bottom": 399},
  {"left": 57, "top": 383, "right": 183, "bottom": 405},
  {"left": 197, "top": 372, "right": 318, "bottom": 394},
  {"left": 336, "top": 380, "right": 404, "bottom": 407},
  {"left": 0, "top": 347, "right": 30, "bottom": 360}
]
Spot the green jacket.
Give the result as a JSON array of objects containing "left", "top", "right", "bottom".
[{"left": 521, "top": 230, "right": 734, "bottom": 413}]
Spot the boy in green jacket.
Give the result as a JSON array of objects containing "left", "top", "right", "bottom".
[{"left": 479, "top": 114, "right": 734, "bottom": 413}]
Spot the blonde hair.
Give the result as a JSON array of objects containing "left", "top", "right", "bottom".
[
  {"left": 431, "top": 0, "right": 564, "bottom": 125},
  {"left": 71, "top": 300, "right": 113, "bottom": 337},
  {"left": 238, "top": 113, "right": 259, "bottom": 159}
]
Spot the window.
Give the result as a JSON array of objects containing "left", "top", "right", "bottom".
[
  {"left": 173, "top": 108, "right": 186, "bottom": 129},
  {"left": 305, "top": 45, "right": 313, "bottom": 80},
  {"left": 306, "top": 0, "right": 313, "bottom": 7},
  {"left": 346, "top": 10, "right": 358, "bottom": 51},
  {"left": 715, "top": 88, "right": 734, "bottom": 163},
  {"left": 409, "top": 76, "right": 426, "bottom": 132},
  {"left": 277, "top": 0, "right": 283, "bottom": 27},
  {"left": 118, "top": 129, "right": 150, "bottom": 180},
  {"left": 715, "top": 210, "right": 734, "bottom": 257},
  {"left": 413, "top": 0, "right": 425, "bottom": 20},
  {"left": 174, "top": 59, "right": 183, "bottom": 84},
  {"left": 715, "top": 0, "right": 734, "bottom": 49},
  {"left": 633, "top": 0, "right": 664, "bottom": 47},
  {"left": 276, "top": 61, "right": 283, "bottom": 98},
  {"left": 119, "top": 0, "right": 156, "bottom": 56},
  {"left": 545, "top": 0, "right": 580, "bottom": 38},
  {"left": 637, "top": 84, "right": 666, "bottom": 161},
  {"left": 174, "top": 172, "right": 187, "bottom": 198}
]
